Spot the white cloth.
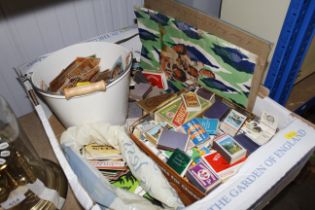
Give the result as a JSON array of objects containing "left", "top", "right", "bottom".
[{"left": 61, "top": 123, "right": 184, "bottom": 210}]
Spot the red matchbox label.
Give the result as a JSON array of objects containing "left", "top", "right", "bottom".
[
  {"left": 172, "top": 102, "right": 188, "bottom": 127},
  {"left": 142, "top": 72, "right": 165, "bottom": 89}
]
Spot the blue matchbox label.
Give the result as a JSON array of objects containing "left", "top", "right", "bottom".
[
  {"left": 196, "top": 118, "right": 219, "bottom": 135},
  {"left": 182, "top": 119, "right": 210, "bottom": 146}
]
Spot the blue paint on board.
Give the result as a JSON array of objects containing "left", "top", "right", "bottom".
[
  {"left": 173, "top": 20, "right": 202, "bottom": 39},
  {"left": 200, "top": 78, "right": 238, "bottom": 92},
  {"left": 212, "top": 44, "right": 255, "bottom": 74},
  {"left": 138, "top": 28, "right": 159, "bottom": 41}
]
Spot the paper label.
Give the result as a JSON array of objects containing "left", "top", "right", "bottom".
[
  {"left": 0, "top": 158, "right": 6, "bottom": 165},
  {"left": 28, "top": 179, "right": 65, "bottom": 209},
  {"left": 0, "top": 179, "right": 65, "bottom": 210},
  {"left": 1, "top": 150, "right": 10, "bottom": 157},
  {"left": 0, "top": 142, "right": 9, "bottom": 150},
  {"left": 172, "top": 102, "right": 188, "bottom": 127},
  {"left": 1, "top": 186, "right": 27, "bottom": 209}
]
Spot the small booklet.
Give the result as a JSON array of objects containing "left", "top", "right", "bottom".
[
  {"left": 220, "top": 109, "right": 247, "bottom": 136},
  {"left": 196, "top": 118, "right": 219, "bottom": 135},
  {"left": 234, "top": 133, "right": 260, "bottom": 155},
  {"left": 260, "top": 111, "right": 278, "bottom": 133},
  {"left": 186, "top": 159, "right": 221, "bottom": 193},
  {"left": 242, "top": 111, "right": 278, "bottom": 146},
  {"left": 137, "top": 93, "right": 176, "bottom": 113},
  {"left": 213, "top": 134, "right": 247, "bottom": 164},
  {"left": 142, "top": 71, "right": 168, "bottom": 90},
  {"left": 88, "top": 159, "right": 127, "bottom": 171},
  {"left": 242, "top": 119, "right": 276, "bottom": 145},
  {"left": 181, "top": 118, "right": 210, "bottom": 146},
  {"left": 195, "top": 87, "right": 216, "bottom": 101},
  {"left": 181, "top": 91, "right": 201, "bottom": 112},
  {"left": 154, "top": 95, "right": 213, "bottom": 128},
  {"left": 203, "top": 151, "right": 246, "bottom": 180},
  {"left": 166, "top": 148, "right": 192, "bottom": 176},
  {"left": 203, "top": 100, "right": 230, "bottom": 120},
  {"left": 143, "top": 122, "right": 171, "bottom": 145},
  {"left": 81, "top": 144, "right": 122, "bottom": 160},
  {"left": 157, "top": 128, "right": 190, "bottom": 151}
]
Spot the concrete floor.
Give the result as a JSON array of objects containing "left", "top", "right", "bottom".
[
  {"left": 286, "top": 73, "right": 315, "bottom": 112},
  {"left": 265, "top": 162, "right": 315, "bottom": 210},
  {"left": 17, "top": 73, "right": 315, "bottom": 210},
  {"left": 19, "top": 112, "right": 83, "bottom": 210}
]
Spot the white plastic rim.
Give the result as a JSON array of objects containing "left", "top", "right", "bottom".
[{"left": 30, "top": 42, "right": 131, "bottom": 127}]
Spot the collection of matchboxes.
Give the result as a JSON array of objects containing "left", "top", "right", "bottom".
[{"left": 130, "top": 83, "right": 278, "bottom": 197}]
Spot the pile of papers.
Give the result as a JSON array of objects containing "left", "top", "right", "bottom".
[{"left": 80, "top": 143, "right": 161, "bottom": 204}]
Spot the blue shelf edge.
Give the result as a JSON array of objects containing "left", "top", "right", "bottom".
[{"left": 264, "top": 0, "right": 315, "bottom": 106}]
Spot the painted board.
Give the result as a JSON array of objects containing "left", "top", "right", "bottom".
[
  {"left": 139, "top": 0, "right": 272, "bottom": 111},
  {"left": 135, "top": 7, "right": 257, "bottom": 108}
]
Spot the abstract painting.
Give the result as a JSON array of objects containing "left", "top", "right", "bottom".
[{"left": 135, "top": 7, "right": 257, "bottom": 108}]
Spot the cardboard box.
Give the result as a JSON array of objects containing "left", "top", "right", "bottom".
[
  {"left": 24, "top": 86, "right": 315, "bottom": 210},
  {"left": 18, "top": 4, "right": 315, "bottom": 210}
]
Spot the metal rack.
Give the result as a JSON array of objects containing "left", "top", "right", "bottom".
[{"left": 264, "top": 0, "right": 315, "bottom": 105}]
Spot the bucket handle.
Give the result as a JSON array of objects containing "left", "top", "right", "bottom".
[{"left": 64, "top": 80, "right": 107, "bottom": 100}]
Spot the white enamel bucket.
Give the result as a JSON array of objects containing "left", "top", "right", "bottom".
[{"left": 30, "top": 42, "right": 131, "bottom": 127}]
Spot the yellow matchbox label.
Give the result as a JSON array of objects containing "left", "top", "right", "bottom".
[{"left": 284, "top": 131, "right": 297, "bottom": 139}]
